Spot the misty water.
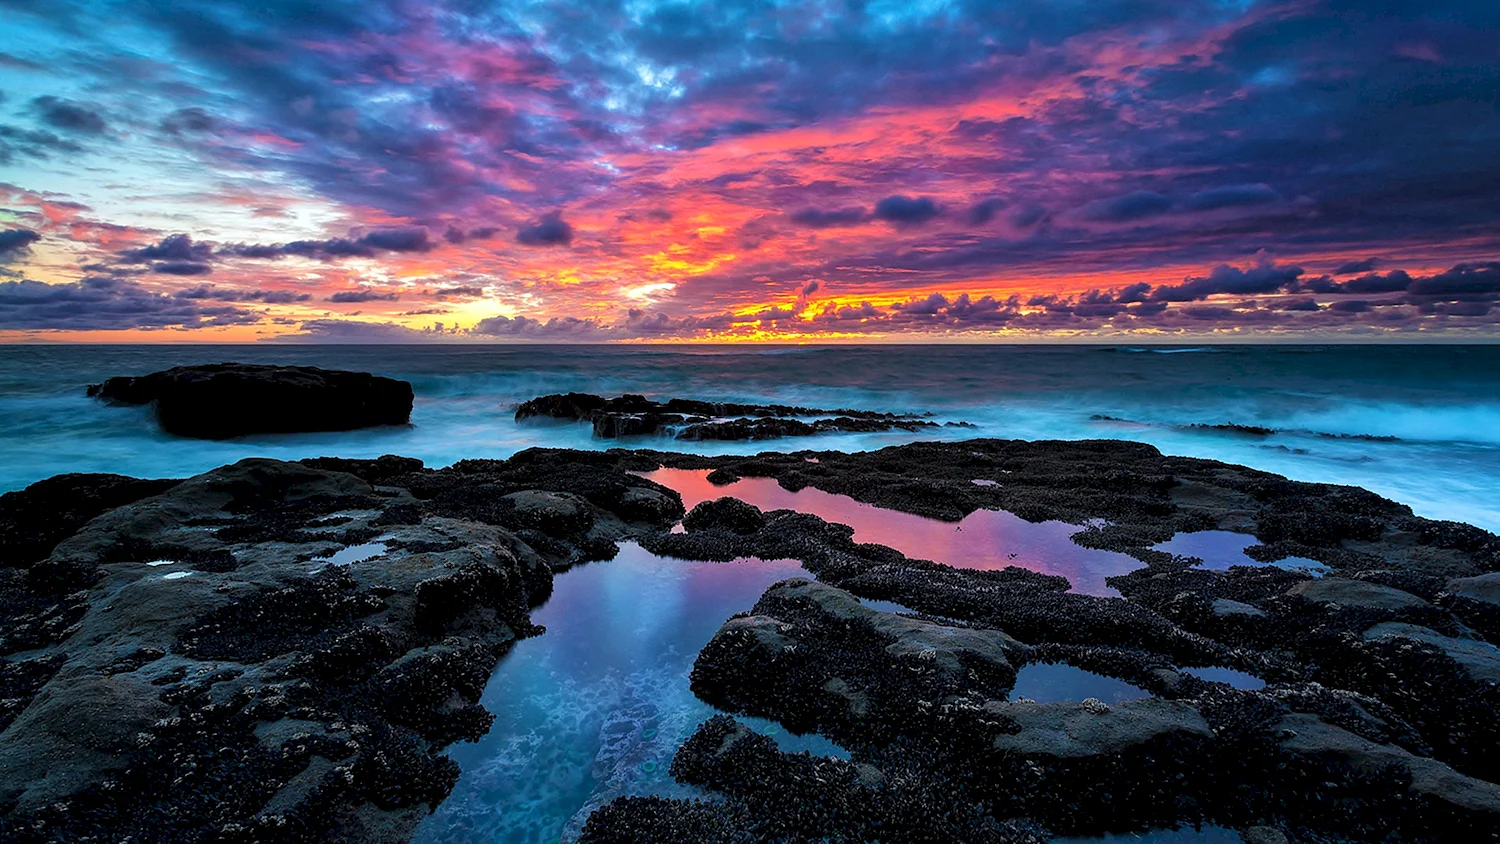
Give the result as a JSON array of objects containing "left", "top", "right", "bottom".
[{"left": 3, "top": 344, "right": 1499, "bottom": 530}]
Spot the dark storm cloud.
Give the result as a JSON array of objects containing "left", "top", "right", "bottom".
[
  {"left": 1337, "top": 271, "right": 1413, "bottom": 295},
  {"left": 160, "top": 107, "right": 218, "bottom": 135},
  {"left": 0, "top": 228, "right": 41, "bottom": 260},
  {"left": 431, "top": 285, "right": 485, "bottom": 298},
  {"left": 1150, "top": 255, "right": 1304, "bottom": 302},
  {"left": 1078, "top": 191, "right": 1173, "bottom": 223},
  {"left": 174, "top": 285, "right": 310, "bottom": 304},
  {"left": 872, "top": 195, "right": 942, "bottom": 227},
  {"left": 327, "top": 289, "right": 400, "bottom": 303},
  {"left": 0, "top": 275, "right": 257, "bottom": 330},
  {"left": 1275, "top": 297, "right": 1322, "bottom": 312},
  {"left": 966, "top": 198, "right": 1007, "bottom": 226},
  {"left": 1283, "top": 262, "right": 1500, "bottom": 301},
  {"left": 623, "top": 308, "right": 736, "bottom": 335},
  {"left": 1335, "top": 257, "right": 1381, "bottom": 275},
  {"left": 29, "top": 96, "right": 107, "bottom": 134},
  {"left": 221, "top": 226, "right": 434, "bottom": 260},
  {"left": 515, "top": 212, "right": 574, "bottom": 246},
  {"left": 443, "top": 225, "right": 500, "bottom": 245},
  {"left": 151, "top": 260, "right": 213, "bottom": 276},
  {"left": 1010, "top": 205, "right": 1048, "bottom": 229},
  {"left": 0, "top": 125, "right": 85, "bottom": 163},
  {"left": 789, "top": 206, "right": 868, "bottom": 228},
  {"left": 472, "top": 314, "right": 604, "bottom": 336},
  {"left": 1184, "top": 183, "right": 1280, "bottom": 211},
  {"left": 119, "top": 233, "right": 213, "bottom": 264},
  {"left": 1405, "top": 262, "right": 1500, "bottom": 297}
]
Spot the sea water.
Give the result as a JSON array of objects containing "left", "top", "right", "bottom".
[{"left": 2, "top": 344, "right": 1498, "bottom": 530}]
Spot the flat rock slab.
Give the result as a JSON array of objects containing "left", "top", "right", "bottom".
[
  {"left": 89, "top": 363, "right": 413, "bottom": 439},
  {"left": 1286, "top": 577, "right": 1430, "bottom": 612},
  {"left": 1363, "top": 622, "right": 1500, "bottom": 683},
  {"left": 987, "top": 698, "right": 1213, "bottom": 758},
  {"left": 1279, "top": 712, "right": 1500, "bottom": 816},
  {"left": 1449, "top": 572, "right": 1500, "bottom": 607}
]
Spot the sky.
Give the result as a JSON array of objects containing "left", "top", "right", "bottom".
[{"left": 0, "top": 0, "right": 1498, "bottom": 342}]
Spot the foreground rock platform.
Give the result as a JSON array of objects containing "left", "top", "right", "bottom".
[
  {"left": 0, "top": 453, "right": 682, "bottom": 842},
  {"left": 3, "top": 438, "right": 1499, "bottom": 843},
  {"left": 515, "top": 391, "right": 951, "bottom": 441},
  {"left": 89, "top": 363, "right": 414, "bottom": 439}
]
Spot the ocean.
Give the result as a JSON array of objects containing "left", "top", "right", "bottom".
[{"left": 1, "top": 343, "right": 1498, "bottom": 530}]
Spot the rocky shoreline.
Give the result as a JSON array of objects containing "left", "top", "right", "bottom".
[{"left": 3, "top": 439, "right": 1499, "bottom": 842}]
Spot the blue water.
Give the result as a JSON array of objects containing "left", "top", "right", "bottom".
[
  {"left": 1153, "top": 531, "right": 1328, "bottom": 576},
  {"left": 1182, "top": 666, "right": 1265, "bottom": 691},
  {"left": 1011, "top": 662, "right": 1151, "bottom": 704},
  {"left": 2, "top": 344, "right": 1498, "bottom": 530},
  {"left": 414, "top": 543, "right": 841, "bottom": 844}
]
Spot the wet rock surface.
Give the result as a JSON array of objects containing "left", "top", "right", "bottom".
[
  {"left": 515, "top": 391, "right": 940, "bottom": 441},
  {"left": 0, "top": 453, "right": 682, "bottom": 842},
  {"left": 88, "top": 363, "right": 414, "bottom": 439},
  {"left": 576, "top": 439, "right": 1500, "bottom": 842},
  {"left": 7, "top": 438, "right": 1500, "bottom": 843}
]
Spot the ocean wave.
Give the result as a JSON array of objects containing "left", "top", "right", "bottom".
[{"left": 1109, "top": 346, "right": 1220, "bottom": 354}]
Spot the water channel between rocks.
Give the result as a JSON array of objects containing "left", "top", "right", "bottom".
[
  {"left": 641, "top": 467, "right": 1145, "bottom": 597},
  {"left": 414, "top": 543, "right": 833, "bottom": 844}
]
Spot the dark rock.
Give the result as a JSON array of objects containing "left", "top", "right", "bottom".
[
  {"left": 88, "top": 363, "right": 413, "bottom": 439},
  {"left": 682, "top": 497, "right": 766, "bottom": 534},
  {"left": 1183, "top": 423, "right": 1278, "bottom": 437},
  {"left": 414, "top": 560, "right": 532, "bottom": 633},
  {"left": 299, "top": 455, "right": 425, "bottom": 484},
  {"left": 578, "top": 795, "right": 753, "bottom": 844},
  {"left": 0, "top": 473, "right": 179, "bottom": 568},
  {"left": 515, "top": 391, "right": 944, "bottom": 442},
  {"left": 181, "top": 567, "right": 387, "bottom": 662}
]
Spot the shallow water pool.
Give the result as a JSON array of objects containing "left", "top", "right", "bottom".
[
  {"left": 413, "top": 542, "right": 839, "bottom": 844},
  {"left": 1153, "top": 530, "right": 1327, "bottom": 575},
  {"left": 1010, "top": 662, "right": 1151, "bottom": 704},
  {"left": 643, "top": 468, "right": 1146, "bottom": 597},
  {"left": 310, "top": 538, "right": 391, "bottom": 568},
  {"left": 1182, "top": 665, "right": 1266, "bottom": 690}
]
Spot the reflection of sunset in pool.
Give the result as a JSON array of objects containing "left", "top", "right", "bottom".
[{"left": 642, "top": 468, "right": 1145, "bottom": 597}]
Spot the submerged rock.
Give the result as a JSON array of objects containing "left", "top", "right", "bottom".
[{"left": 88, "top": 363, "right": 414, "bottom": 439}]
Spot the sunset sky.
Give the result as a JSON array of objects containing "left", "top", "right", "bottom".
[{"left": 1, "top": 0, "right": 1497, "bottom": 342}]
